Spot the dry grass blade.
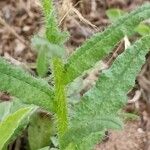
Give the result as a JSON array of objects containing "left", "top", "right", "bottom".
[{"left": 58, "top": 0, "right": 98, "bottom": 30}]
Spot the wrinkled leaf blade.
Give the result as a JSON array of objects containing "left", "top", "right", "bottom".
[
  {"left": 65, "top": 3, "right": 150, "bottom": 84},
  {"left": 63, "top": 35, "right": 150, "bottom": 149},
  {"left": 0, "top": 57, "right": 54, "bottom": 112},
  {"left": 61, "top": 116, "right": 122, "bottom": 149}
]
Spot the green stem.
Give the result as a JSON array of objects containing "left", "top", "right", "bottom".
[{"left": 52, "top": 57, "right": 69, "bottom": 148}]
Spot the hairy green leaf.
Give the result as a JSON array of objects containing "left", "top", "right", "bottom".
[
  {"left": 0, "top": 58, "right": 54, "bottom": 112},
  {"left": 65, "top": 3, "right": 150, "bottom": 84},
  {"left": 41, "top": 0, "right": 68, "bottom": 44},
  {"left": 45, "top": 11, "right": 67, "bottom": 44},
  {"left": 0, "top": 107, "right": 35, "bottom": 149},
  {"left": 61, "top": 116, "right": 122, "bottom": 149},
  {"left": 32, "top": 36, "right": 66, "bottom": 58},
  {"left": 28, "top": 112, "right": 54, "bottom": 150},
  {"left": 0, "top": 99, "right": 27, "bottom": 122},
  {"left": 78, "top": 131, "right": 105, "bottom": 150},
  {"left": 135, "top": 23, "right": 150, "bottom": 36},
  {"left": 32, "top": 36, "right": 66, "bottom": 77},
  {"left": 41, "top": 0, "right": 53, "bottom": 18},
  {"left": 51, "top": 136, "right": 59, "bottom": 148},
  {"left": 36, "top": 48, "right": 50, "bottom": 77},
  {"left": 62, "top": 35, "right": 150, "bottom": 149},
  {"left": 106, "top": 8, "right": 125, "bottom": 22},
  {"left": 34, "top": 0, "right": 68, "bottom": 77},
  {"left": 0, "top": 101, "right": 12, "bottom": 122}
]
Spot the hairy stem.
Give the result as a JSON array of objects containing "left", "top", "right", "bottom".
[{"left": 52, "top": 57, "right": 69, "bottom": 148}]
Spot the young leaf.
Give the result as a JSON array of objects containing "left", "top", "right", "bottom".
[
  {"left": 41, "top": 0, "right": 68, "bottom": 44},
  {"left": 32, "top": 36, "right": 66, "bottom": 77},
  {"left": 28, "top": 112, "right": 54, "bottom": 150},
  {"left": 63, "top": 35, "right": 150, "bottom": 149},
  {"left": 0, "top": 101, "right": 12, "bottom": 122},
  {"left": 41, "top": 0, "right": 53, "bottom": 18},
  {"left": 32, "top": 36, "right": 66, "bottom": 59},
  {"left": 51, "top": 136, "right": 59, "bottom": 148},
  {"left": 36, "top": 48, "right": 50, "bottom": 77},
  {"left": 65, "top": 3, "right": 150, "bottom": 84},
  {"left": 135, "top": 23, "right": 150, "bottom": 36},
  {"left": 106, "top": 8, "right": 125, "bottom": 22},
  {"left": 0, "top": 106, "right": 35, "bottom": 149},
  {"left": 34, "top": 0, "right": 68, "bottom": 77},
  {"left": 0, "top": 57, "right": 54, "bottom": 112},
  {"left": 0, "top": 99, "right": 27, "bottom": 122}
]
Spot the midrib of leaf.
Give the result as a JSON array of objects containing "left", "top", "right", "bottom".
[
  {"left": 65, "top": 3, "right": 150, "bottom": 84},
  {"left": 0, "top": 58, "right": 54, "bottom": 112}
]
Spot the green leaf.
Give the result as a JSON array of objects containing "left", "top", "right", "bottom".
[
  {"left": 0, "top": 99, "right": 27, "bottom": 122},
  {"left": 38, "top": 147, "right": 49, "bottom": 150},
  {"left": 32, "top": 36, "right": 66, "bottom": 77},
  {"left": 78, "top": 131, "right": 105, "bottom": 150},
  {"left": 45, "top": 11, "right": 67, "bottom": 44},
  {"left": 51, "top": 136, "right": 59, "bottom": 148},
  {"left": 32, "top": 36, "right": 66, "bottom": 59},
  {"left": 36, "top": 48, "right": 50, "bottom": 77},
  {"left": 41, "top": 0, "right": 68, "bottom": 44},
  {"left": 0, "top": 57, "right": 54, "bottom": 112},
  {"left": 41, "top": 0, "right": 53, "bottom": 18},
  {"left": 63, "top": 35, "right": 150, "bottom": 149},
  {"left": 28, "top": 112, "right": 54, "bottom": 150},
  {"left": 65, "top": 3, "right": 150, "bottom": 84},
  {"left": 61, "top": 116, "right": 122, "bottom": 149},
  {"left": 76, "top": 35, "right": 150, "bottom": 119},
  {"left": 0, "top": 106, "right": 35, "bottom": 149},
  {"left": 119, "top": 111, "right": 139, "bottom": 121},
  {"left": 135, "top": 23, "right": 150, "bottom": 36},
  {"left": 38, "top": 147, "right": 58, "bottom": 150},
  {"left": 35, "top": 0, "right": 68, "bottom": 77},
  {"left": 0, "top": 101, "right": 12, "bottom": 122},
  {"left": 67, "top": 77, "right": 84, "bottom": 104},
  {"left": 64, "top": 143, "right": 76, "bottom": 150},
  {"left": 106, "top": 8, "right": 125, "bottom": 22}
]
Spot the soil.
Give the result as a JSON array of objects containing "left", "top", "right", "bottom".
[
  {"left": 95, "top": 121, "right": 146, "bottom": 150},
  {"left": 1, "top": 0, "right": 150, "bottom": 150}
]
